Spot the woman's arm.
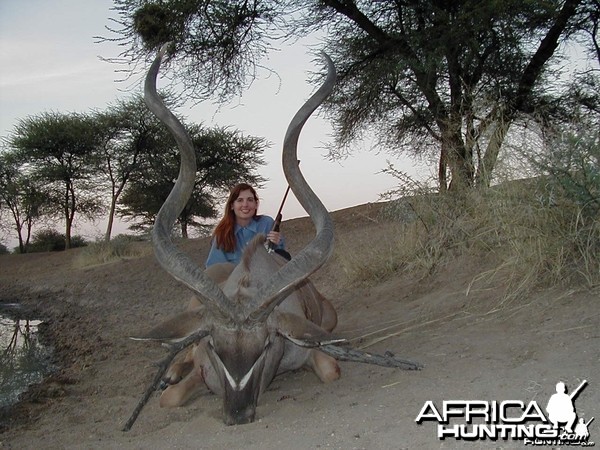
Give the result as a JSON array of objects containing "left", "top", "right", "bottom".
[
  {"left": 257, "top": 215, "right": 286, "bottom": 249},
  {"left": 205, "top": 239, "right": 229, "bottom": 267}
]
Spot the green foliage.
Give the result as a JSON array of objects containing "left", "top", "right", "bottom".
[
  {"left": 10, "top": 112, "right": 102, "bottom": 165},
  {"left": 539, "top": 130, "right": 600, "bottom": 218},
  {"left": 0, "top": 243, "right": 9, "bottom": 255},
  {"left": 8, "top": 112, "right": 105, "bottom": 248},
  {"left": 107, "top": 0, "right": 280, "bottom": 100},
  {"left": 521, "top": 79, "right": 600, "bottom": 215},
  {"left": 0, "top": 149, "right": 47, "bottom": 253},
  {"left": 95, "top": 94, "right": 173, "bottom": 241},
  {"left": 118, "top": 123, "right": 266, "bottom": 236},
  {"left": 133, "top": 3, "right": 179, "bottom": 48},
  {"left": 317, "top": 0, "right": 588, "bottom": 190},
  {"left": 101, "top": 0, "right": 597, "bottom": 190}
]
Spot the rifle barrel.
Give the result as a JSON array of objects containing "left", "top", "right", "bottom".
[
  {"left": 272, "top": 161, "right": 299, "bottom": 232},
  {"left": 569, "top": 379, "right": 587, "bottom": 399}
]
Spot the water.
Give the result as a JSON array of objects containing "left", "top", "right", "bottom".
[{"left": 0, "top": 304, "right": 56, "bottom": 408}]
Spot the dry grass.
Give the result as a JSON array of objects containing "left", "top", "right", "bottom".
[
  {"left": 74, "top": 236, "right": 151, "bottom": 268},
  {"left": 335, "top": 221, "right": 429, "bottom": 286},
  {"left": 335, "top": 178, "right": 600, "bottom": 304}
]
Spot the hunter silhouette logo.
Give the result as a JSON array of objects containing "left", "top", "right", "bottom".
[
  {"left": 544, "top": 380, "right": 595, "bottom": 445},
  {"left": 576, "top": 418, "right": 594, "bottom": 440},
  {"left": 546, "top": 380, "right": 586, "bottom": 433},
  {"left": 415, "top": 379, "right": 595, "bottom": 446}
]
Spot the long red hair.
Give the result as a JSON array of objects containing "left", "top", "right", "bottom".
[{"left": 213, "top": 183, "right": 259, "bottom": 253}]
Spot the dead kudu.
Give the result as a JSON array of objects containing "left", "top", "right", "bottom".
[{"left": 123, "top": 45, "right": 421, "bottom": 431}]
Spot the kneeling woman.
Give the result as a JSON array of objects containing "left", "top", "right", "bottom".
[{"left": 206, "top": 183, "right": 288, "bottom": 267}]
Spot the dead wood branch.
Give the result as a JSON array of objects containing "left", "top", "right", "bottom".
[
  {"left": 122, "top": 330, "right": 209, "bottom": 432},
  {"left": 320, "top": 344, "right": 423, "bottom": 370}
]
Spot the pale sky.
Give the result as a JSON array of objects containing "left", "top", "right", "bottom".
[{"left": 0, "top": 0, "right": 424, "bottom": 246}]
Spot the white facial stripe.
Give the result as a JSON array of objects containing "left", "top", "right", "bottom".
[
  {"left": 223, "top": 365, "right": 239, "bottom": 390},
  {"left": 237, "top": 364, "right": 254, "bottom": 391},
  {"left": 218, "top": 349, "right": 266, "bottom": 391}
]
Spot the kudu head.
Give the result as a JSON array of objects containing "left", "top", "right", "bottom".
[{"left": 139, "top": 44, "right": 338, "bottom": 425}]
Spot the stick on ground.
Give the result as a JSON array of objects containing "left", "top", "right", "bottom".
[
  {"left": 122, "top": 330, "right": 209, "bottom": 432},
  {"left": 320, "top": 344, "right": 423, "bottom": 370}
]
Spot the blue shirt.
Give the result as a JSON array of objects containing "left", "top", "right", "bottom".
[{"left": 205, "top": 215, "right": 286, "bottom": 267}]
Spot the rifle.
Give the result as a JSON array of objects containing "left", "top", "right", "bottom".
[
  {"left": 569, "top": 379, "right": 587, "bottom": 400},
  {"left": 267, "top": 161, "right": 299, "bottom": 253}
]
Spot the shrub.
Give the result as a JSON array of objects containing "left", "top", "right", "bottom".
[
  {"left": 24, "top": 229, "right": 88, "bottom": 253},
  {"left": 536, "top": 129, "right": 600, "bottom": 218}
]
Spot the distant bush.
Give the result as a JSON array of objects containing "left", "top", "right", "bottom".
[
  {"left": 0, "top": 243, "right": 9, "bottom": 255},
  {"left": 25, "top": 229, "right": 88, "bottom": 253}
]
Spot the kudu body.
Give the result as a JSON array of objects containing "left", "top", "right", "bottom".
[{"left": 136, "top": 45, "right": 342, "bottom": 425}]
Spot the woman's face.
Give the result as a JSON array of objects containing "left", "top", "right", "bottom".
[{"left": 231, "top": 189, "right": 258, "bottom": 222}]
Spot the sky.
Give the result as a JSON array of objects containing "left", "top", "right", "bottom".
[{"left": 0, "top": 0, "right": 424, "bottom": 246}]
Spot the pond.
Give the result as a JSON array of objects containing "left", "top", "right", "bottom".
[{"left": 0, "top": 304, "right": 56, "bottom": 408}]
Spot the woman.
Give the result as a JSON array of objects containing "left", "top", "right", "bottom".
[{"left": 206, "top": 183, "right": 287, "bottom": 267}]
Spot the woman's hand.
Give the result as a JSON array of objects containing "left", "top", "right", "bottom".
[{"left": 267, "top": 231, "right": 281, "bottom": 245}]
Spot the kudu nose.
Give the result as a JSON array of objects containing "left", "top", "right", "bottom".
[{"left": 224, "top": 406, "right": 256, "bottom": 425}]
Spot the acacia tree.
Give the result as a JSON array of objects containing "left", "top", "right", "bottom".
[
  {"left": 95, "top": 95, "right": 171, "bottom": 241},
  {"left": 119, "top": 123, "right": 266, "bottom": 237},
  {"left": 0, "top": 150, "right": 46, "bottom": 253},
  {"left": 101, "top": 0, "right": 597, "bottom": 191},
  {"left": 9, "top": 112, "right": 104, "bottom": 249},
  {"left": 317, "top": 0, "right": 590, "bottom": 190}
]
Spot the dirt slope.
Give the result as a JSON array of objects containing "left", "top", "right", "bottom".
[{"left": 0, "top": 203, "right": 598, "bottom": 449}]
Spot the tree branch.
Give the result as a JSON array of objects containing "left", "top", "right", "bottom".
[
  {"left": 121, "top": 329, "right": 209, "bottom": 432},
  {"left": 514, "top": 0, "right": 583, "bottom": 113},
  {"left": 320, "top": 344, "right": 423, "bottom": 371}
]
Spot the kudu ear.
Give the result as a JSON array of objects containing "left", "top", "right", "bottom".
[
  {"left": 130, "top": 308, "right": 209, "bottom": 344},
  {"left": 275, "top": 312, "right": 345, "bottom": 348}
]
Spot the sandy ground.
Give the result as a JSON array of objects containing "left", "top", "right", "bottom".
[{"left": 0, "top": 204, "right": 598, "bottom": 449}]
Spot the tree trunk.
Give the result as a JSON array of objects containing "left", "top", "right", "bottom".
[
  {"left": 443, "top": 128, "right": 474, "bottom": 191},
  {"left": 11, "top": 208, "right": 26, "bottom": 253},
  {"left": 64, "top": 182, "right": 71, "bottom": 249},
  {"left": 105, "top": 195, "right": 118, "bottom": 242},
  {"left": 181, "top": 221, "right": 188, "bottom": 239},
  {"left": 17, "top": 234, "right": 24, "bottom": 254},
  {"left": 476, "top": 115, "right": 512, "bottom": 188},
  {"left": 106, "top": 179, "right": 128, "bottom": 242},
  {"left": 65, "top": 219, "right": 72, "bottom": 249},
  {"left": 64, "top": 179, "right": 76, "bottom": 249},
  {"left": 438, "top": 145, "right": 448, "bottom": 192},
  {"left": 25, "top": 219, "right": 32, "bottom": 248}
]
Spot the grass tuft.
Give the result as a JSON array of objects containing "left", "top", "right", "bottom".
[{"left": 74, "top": 235, "right": 150, "bottom": 268}]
